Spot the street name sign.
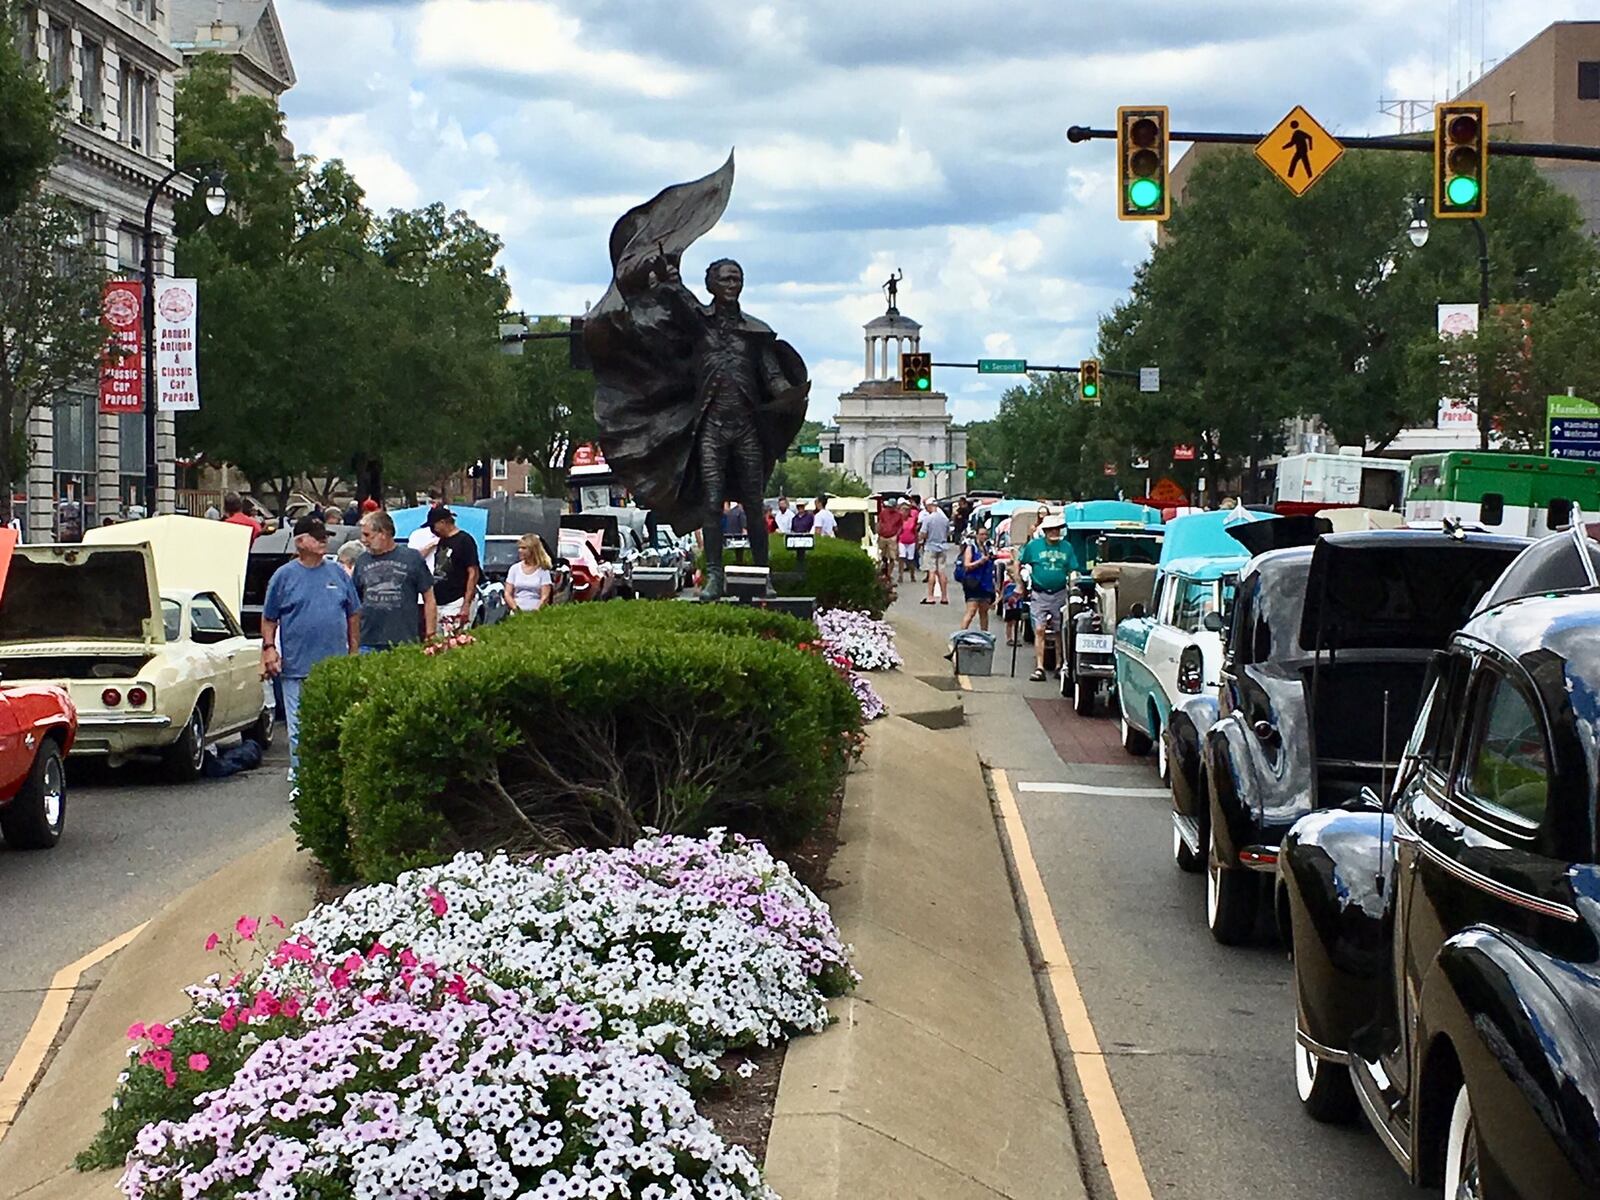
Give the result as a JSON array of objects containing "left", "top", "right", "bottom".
[
  {"left": 931, "top": 461, "right": 960, "bottom": 471},
  {"left": 977, "top": 359, "right": 1027, "bottom": 374},
  {"left": 1139, "top": 366, "right": 1160, "bottom": 393},
  {"left": 1256, "top": 106, "right": 1344, "bottom": 197},
  {"left": 1548, "top": 395, "right": 1600, "bottom": 461},
  {"left": 798, "top": 443, "right": 821, "bottom": 456}
]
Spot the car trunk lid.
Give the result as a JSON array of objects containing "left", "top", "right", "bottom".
[
  {"left": 0, "top": 544, "right": 163, "bottom": 644},
  {"left": 1299, "top": 530, "right": 1528, "bottom": 652}
]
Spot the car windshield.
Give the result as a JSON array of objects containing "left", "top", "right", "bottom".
[
  {"left": 484, "top": 540, "right": 521, "bottom": 569},
  {"left": 558, "top": 534, "right": 590, "bottom": 562}
]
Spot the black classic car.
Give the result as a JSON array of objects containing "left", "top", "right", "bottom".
[
  {"left": 1197, "top": 528, "right": 1527, "bottom": 944},
  {"left": 1280, "top": 520, "right": 1600, "bottom": 1198},
  {"left": 1062, "top": 560, "right": 1156, "bottom": 714}
]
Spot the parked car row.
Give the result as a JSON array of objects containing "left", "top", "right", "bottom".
[{"left": 1072, "top": 502, "right": 1600, "bottom": 1197}]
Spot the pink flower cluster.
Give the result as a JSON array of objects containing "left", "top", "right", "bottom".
[{"left": 422, "top": 631, "right": 478, "bottom": 656}]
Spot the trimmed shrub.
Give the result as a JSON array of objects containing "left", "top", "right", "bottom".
[{"left": 293, "top": 604, "right": 859, "bottom": 883}]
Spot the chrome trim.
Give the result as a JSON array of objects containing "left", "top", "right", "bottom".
[
  {"left": 1352, "top": 1063, "right": 1413, "bottom": 1171},
  {"left": 79, "top": 714, "right": 172, "bottom": 729},
  {"left": 1410, "top": 835, "right": 1580, "bottom": 924},
  {"left": 1294, "top": 1025, "right": 1349, "bottom": 1066},
  {"left": 1173, "top": 812, "right": 1201, "bottom": 856}
]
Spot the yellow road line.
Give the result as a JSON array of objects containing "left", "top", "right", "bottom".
[
  {"left": 0, "top": 921, "right": 148, "bottom": 1140},
  {"left": 992, "top": 768, "right": 1155, "bottom": 1200}
]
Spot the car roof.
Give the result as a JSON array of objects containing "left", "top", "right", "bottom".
[{"left": 1161, "top": 554, "right": 1248, "bottom": 581}]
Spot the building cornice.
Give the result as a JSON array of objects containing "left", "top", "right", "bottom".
[{"left": 58, "top": 121, "right": 195, "bottom": 199}]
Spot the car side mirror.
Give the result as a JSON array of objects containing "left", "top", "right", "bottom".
[
  {"left": 1478, "top": 492, "right": 1505, "bottom": 526},
  {"left": 1203, "top": 611, "right": 1224, "bottom": 632},
  {"left": 1548, "top": 497, "right": 1574, "bottom": 529},
  {"left": 1129, "top": 602, "right": 1146, "bottom": 619}
]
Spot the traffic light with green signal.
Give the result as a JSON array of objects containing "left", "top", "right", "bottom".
[
  {"left": 1079, "top": 359, "right": 1102, "bottom": 402},
  {"left": 900, "top": 352, "right": 933, "bottom": 392},
  {"left": 912, "top": 459, "right": 928, "bottom": 479},
  {"left": 965, "top": 458, "right": 976, "bottom": 480},
  {"left": 1434, "top": 101, "right": 1487, "bottom": 219},
  {"left": 1117, "top": 106, "right": 1170, "bottom": 221}
]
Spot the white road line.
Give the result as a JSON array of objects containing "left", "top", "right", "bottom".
[
  {"left": 0, "top": 921, "right": 148, "bottom": 1141},
  {"left": 993, "top": 768, "right": 1156, "bottom": 1200},
  {"left": 1017, "top": 781, "right": 1170, "bottom": 798}
]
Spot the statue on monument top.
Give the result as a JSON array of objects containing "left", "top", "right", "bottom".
[
  {"left": 584, "top": 153, "right": 810, "bottom": 599},
  {"left": 883, "top": 267, "right": 903, "bottom": 314}
]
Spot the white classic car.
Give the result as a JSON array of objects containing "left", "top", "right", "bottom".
[{"left": 0, "top": 517, "right": 272, "bottom": 780}]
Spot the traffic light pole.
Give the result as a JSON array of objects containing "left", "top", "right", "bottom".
[
  {"left": 932, "top": 361, "right": 1148, "bottom": 381},
  {"left": 1066, "top": 125, "right": 1600, "bottom": 164}
]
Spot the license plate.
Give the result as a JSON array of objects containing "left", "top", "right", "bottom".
[{"left": 1077, "top": 634, "right": 1114, "bottom": 654}]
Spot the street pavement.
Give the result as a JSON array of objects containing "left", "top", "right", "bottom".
[
  {"left": 891, "top": 585, "right": 1412, "bottom": 1199},
  {"left": 0, "top": 744, "right": 293, "bottom": 1076}
]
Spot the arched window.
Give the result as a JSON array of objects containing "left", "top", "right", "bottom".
[{"left": 872, "top": 447, "right": 911, "bottom": 475}]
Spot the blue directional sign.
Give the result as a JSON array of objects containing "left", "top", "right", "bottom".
[{"left": 1548, "top": 396, "right": 1600, "bottom": 461}]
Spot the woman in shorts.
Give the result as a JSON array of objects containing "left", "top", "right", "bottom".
[{"left": 959, "top": 523, "right": 998, "bottom": 631}]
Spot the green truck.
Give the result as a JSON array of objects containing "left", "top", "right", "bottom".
[{"left": 1404, "top": 450, "right": 1600, "bottom": 535}]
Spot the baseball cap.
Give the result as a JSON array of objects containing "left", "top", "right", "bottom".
[
  {"left": 293, "top": 514, "right": 328, "bottom": 540},
  {"left": 426, "top": 506, "right": 456, "bottom": 529}
]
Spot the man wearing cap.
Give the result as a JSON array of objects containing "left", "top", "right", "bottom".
[
  {"left": 261, "top": 516, "right": 361, "bottom": 783},
  {"left": 1013, "top": 513, "right": 1077, "bottom": 682},
  {"left": 427, "top": 507, "right": 480, "bottom": 634}
]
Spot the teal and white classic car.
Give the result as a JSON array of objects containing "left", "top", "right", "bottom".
[{"left": 1112, "top": 509, "right": 1267, "bottom": 780}]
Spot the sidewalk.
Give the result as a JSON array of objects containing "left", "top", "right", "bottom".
[
  {"left": 763, "top": 606, "right": 1085, "bottom": 1199},
  {"left": 0, "top": 836, "right": 318, "bottom": 1200}
]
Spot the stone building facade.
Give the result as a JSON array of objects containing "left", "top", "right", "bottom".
[
  {"left": 832, "top": 307, "right": 968, "bottom": 499},
  {"left": 18, "top": 0, "right": 184, "bottom": 536}
]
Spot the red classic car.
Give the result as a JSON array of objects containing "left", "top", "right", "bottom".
[{"left": 0, "top": 529, "right": 78, "bottom": 850}]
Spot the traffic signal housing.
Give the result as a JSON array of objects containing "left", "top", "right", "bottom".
[
  {"left": 1434, "top": 101, "right": 1487, "bottom": 219},
  {"left": 1079, "top": 359, "right": 1102, "bottom": 402},
  {"left": 900, "top": 351, "right": 932, "bottom": 392},
  {"left": 1117, "top": 106, "right": 1170, "bottom": 221},
  {"left": 965, "top": 458, "right": 977, "bottom": 480},
  {"left": 912, "top": 459, "right": 928, "bottom": 479}
]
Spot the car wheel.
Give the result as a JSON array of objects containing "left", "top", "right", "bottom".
[
  {"left": 1294, "top": 1018, "right": 1357, "bottom": 1123},
  {"left": 1173, "top": 817, "right": 1201, "bottom": 873},
  {"left": 0, "top": 740, "right": 66, "bottom": 849},
  {"left": 1207, "top": 823, "right": 1259, "bottom": 945},
  {"left": 1074, "top": 677, "right": 1098, "bottom": 716},
  {"left": 1156, "top": 722, "right": 1171, "bottom": 784},
  {"left": 1121, "top": 712, "right": 1152, "bottom": 756},
  {"left": 244, "top": 703, "right": 274, "bottom": 751},
  {"left": 1443, "top": 1083, "right": 1482, "bottom": 1200},
  {"left": 162, "top": 705, "right": 208, "bottom": 783}
]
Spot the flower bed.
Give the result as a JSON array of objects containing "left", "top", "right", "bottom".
[
  {"left": 815, "top": 608, "right": 902, "bottom": 672},
  {"left": 84, "top": 832, "right": 854, "bottom": 1200}
]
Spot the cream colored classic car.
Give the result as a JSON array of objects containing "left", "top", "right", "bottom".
[{"left": 0, "top": 517, "right": 272, "bottom": 780}]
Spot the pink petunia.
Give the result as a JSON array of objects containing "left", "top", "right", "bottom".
[
  {"left": 126, "top": 1022, "right": 146, "bottom": 1041},
  {"left": 425, "top": 887, "right": 448, "bottom": 917},
  {"left": 162, "top": 1069, "right": 177, "bottom": 1089},
  {"left": 187, "top": 1053, "right": 209, "bottom": 1072},
  {"left": 329, "top": 967, "right": 350, "bottom": 990},
  {"left": 219, "top": 1007, "right": 238, "bottom": 1033},
  {"left": 279, "top": 994, "right": 302, "bottom": 1019},
  {"left": 147, "top": 1024, "right": 173, "bottom": 1047},
  {"left": 313, "top": 996, "right": 331, "bottom": 1017},
  {"left": 396, "top": 948, "right": 418, "bottom": 968},
  {"left": 204, "top": 932, "right": 220, "bottom": 952},
  {"left": 366, "top": 941, "right": 389, "bottom": 960},
  {"left": 268, "top": 915, "right": 285, "bottom": 928},
  {"left": 234, "top": 915, "right": 259, "bottom": 941}
]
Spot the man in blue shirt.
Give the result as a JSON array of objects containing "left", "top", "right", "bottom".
[{"left": 261, "top": 515, "right": 361, "bottom": 783}]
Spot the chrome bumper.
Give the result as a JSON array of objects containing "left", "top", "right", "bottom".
[{"left": 71, "top": 713, "right": 174, "bottom": 757}]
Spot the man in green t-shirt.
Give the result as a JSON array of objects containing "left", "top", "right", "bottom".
[{"left": 1013, "top": 514, "right": 1078, "bottom": 682}]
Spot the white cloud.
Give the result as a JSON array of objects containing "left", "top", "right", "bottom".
[
  {"left": 413, "top": 0, "right": 694, "bottom": 98},
  {"left": 739, "top": 129, "right": 945, "bottom": 198}
]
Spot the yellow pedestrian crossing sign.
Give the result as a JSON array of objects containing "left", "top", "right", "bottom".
[{"left": 1255, "top": 106, "right": 1344, "bottom": 197}]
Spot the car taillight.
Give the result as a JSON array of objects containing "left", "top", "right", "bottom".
[
  {"left": 127, "top": 686, "right": 148, "bottom": 706},
  {"left": 102, "top": 688, "right": 122, "bottom": 707},
  {"left": 1177, "top": 646, "right": 1204, "bottom": 695}
]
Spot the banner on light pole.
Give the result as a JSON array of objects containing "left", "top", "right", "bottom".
[
  {"left": 155, "top": 278, "right": 199, "bottom": 412},
  {"left": 98, "top": 279, "right": 143, "bottom": 414}
]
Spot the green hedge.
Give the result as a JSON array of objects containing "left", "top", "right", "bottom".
[
  {"left": 699, "top": 537, "right": 887, "bottom": 616},
  {"left": 293, "top": 603, "right": 860, "bottom": 883}
]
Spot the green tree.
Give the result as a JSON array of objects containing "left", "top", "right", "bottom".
[
  {"left": 0, "top": 3, "right": 57, "bottom": 219},
  {"left": 768, "top": 455, "right": 868, "bottom": 499},
  {"left": 980, "top": 372, "right": 1110, "bottom": 499},
  {"left": 0, "top": 198, "right": 106, "bottom": 519}
]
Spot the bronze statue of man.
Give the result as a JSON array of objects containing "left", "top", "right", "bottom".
[{"left": 584, "top": 155, "right": 810, "bottom": 599}]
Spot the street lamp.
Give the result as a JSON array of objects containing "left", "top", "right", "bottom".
[
  {"left": 1406, "top": 195, "right": 1493, "bottom": 448},
  {"left": 141, "top": 166, "right": 226, "bottom": 515},
  {"left": 1407, "top": 217, "right": 1430, "bottom": 248}
]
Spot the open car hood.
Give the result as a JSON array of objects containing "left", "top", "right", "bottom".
[
  {"left": 0, "top": 543, "right": 163, "bottom": 643},
  {"left": 1228, "top": 515, "right": 1332, "bottom": 557},
  {"left": 561, "top": 514, "right": 621, "bottom": 553},
  {"left": 1299, "top": 530, "right": 1529, "bottom": 652},
  {"left": 85, "top": 515, "right": 250, "bottom": 618}
]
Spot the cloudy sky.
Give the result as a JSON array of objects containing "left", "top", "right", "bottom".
[{"left": 275, "top": 0, "right": 1582, "bottom": 425}]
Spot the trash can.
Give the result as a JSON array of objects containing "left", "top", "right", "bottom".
[{"left": 950, "top": 630, "right": 996, "bottom": 676}]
